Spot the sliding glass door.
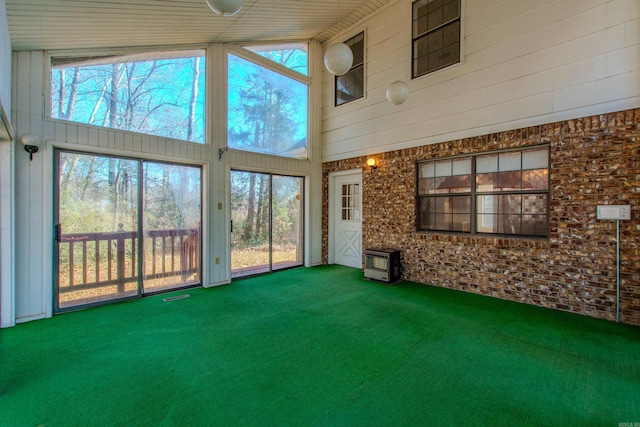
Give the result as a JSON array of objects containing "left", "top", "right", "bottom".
[
  {"left": 271, "top": 175, "right": 304, "bottom": 271},
  {"left": 55, "top": 154, "right": 140, "bottom": 309},
  {"left": 230, "top": 171, "right": 303, "bottom": 278},
  {"left": 142, "top": 162, "right": 201, "bottom": 293},
  {"left": 54, "top": 151, "right": 201, "bottom": 311}
]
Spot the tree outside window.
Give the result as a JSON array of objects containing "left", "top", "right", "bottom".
[{"left": 50, "top": 50, "right": 206, "bottom": 144}]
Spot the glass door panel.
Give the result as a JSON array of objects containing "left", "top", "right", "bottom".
[
  {"left": 142, "top": 162, "right": 202, "bottom": 293},
  {"left": 231, "top": 171, "right": 271, "bottom": 278},
  {"left": 230, "top": 171, "right": 303, "bottom": 279},
  {"left": 55, "top": 152, "right": 140, "bottom": 310},
  {"left": 55, "top": 151, "right": 203, "bottom": 312},
  {"left": 272, "top": 175, "right": 303, "bottom": 271}
]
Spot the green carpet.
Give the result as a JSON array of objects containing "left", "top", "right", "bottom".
[{"left": 1, "top": 265, "right": 639, "bottom": 426}]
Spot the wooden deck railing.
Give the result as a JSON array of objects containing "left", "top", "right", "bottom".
[{"left": 58, "top": 228, "right": 200, "bottom": 293}]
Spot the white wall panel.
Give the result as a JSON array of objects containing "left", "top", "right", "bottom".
[
  {"left": 607, "top": 0, "right": 639, "bottom": 27},
  {"left": 465, "top": 0, "right": 551, "bottom": 37},
  {"left": 626, "top": 18, "right": 640, "bottom": 46},
  {"left": 598, "top": 24, "right": 627, "bottom": 54},
  {"left": 14, "top": 51, "right": 49, "bottom": 322},
  {"left": 607, "top": 45, "right": 639, "bottom": 76},
  {"left": 0, "top": 137, "right": 15, "bottom": 327},
  {"left": 465, "top": 0, "right": 603, "bottom": 55},
  {"left": 0, "top": 0, "right": 11, "bottom": 122},
  {"left": 321, "top": 0, "right": 640, "bottom": 162},
  {"left": 0, "top": 0, "right": 14, "bottom": 327}
]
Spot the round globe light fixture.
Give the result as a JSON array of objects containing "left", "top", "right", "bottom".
[
  {"left": 324, "top": 43, "right": 354, "bottom": 76},
  {"left": 206, "top": 0, "right": 242, "bottom": 16},
  {"left": 20, "top": 133, "right": 41, "bottom": 161},
  {"left": 386, "top": 80, "right": 409, "bottom": 105}
]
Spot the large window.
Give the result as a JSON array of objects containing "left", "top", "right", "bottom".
[
  {"left": 50, "top": 50, "right": 206, "bottom": 144},
  {"left": 412, "top": 0, "right": 461, "bottom": 78},
  {"left": 417, "top": 146, "right": 549, "bottom": 237},
  {"left": 243, "top": 42, "right": 309, "bottom": 76},
  {"left": 228, "top": 51, "right": 309, "bottom": 159},
  {"left": 335, "top": 32, "right": 365, "bottom": 106}
]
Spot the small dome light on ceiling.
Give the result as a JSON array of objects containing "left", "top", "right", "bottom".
[
  {"left": 206, "top": 0, "right": 243, "bottom": 16},
  {"left": 386, "top": 80, "right": 409, "bottom": 105},
  {"left": 324, "top": 42, "right": 354, "bottom": 76}
]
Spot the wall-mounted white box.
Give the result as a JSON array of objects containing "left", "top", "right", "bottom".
[{"left": 596, "top": 205, "right": 631, "bottom": 220}]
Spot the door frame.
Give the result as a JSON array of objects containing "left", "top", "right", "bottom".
[
  {"left": 328, "top": 168, "right": 362, "bottom": 266},
  {"left": 0, "top": 113, "right": 16, "bottom": 327},
  {"left": 229, "top": 168, "right": 305, "bottom": 279},
  {"left": 52, "top": 147, "right": 205, "bottom": 312}
]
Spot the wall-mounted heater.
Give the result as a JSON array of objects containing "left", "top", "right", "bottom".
[{"left": 364, "top": 248, "right": 401, "bottom": 283}]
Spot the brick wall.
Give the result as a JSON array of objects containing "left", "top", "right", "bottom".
[{"left": 322, "top": 109, "right": 640, "bottom": 326}]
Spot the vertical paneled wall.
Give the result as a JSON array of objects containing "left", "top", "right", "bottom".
[
  {"left": 0, "top": 0, "right": 13, "bottom": 327},
  {"left": 13, "top": 51, "right": 46, "bottom": 322},
  {"left": 9, "top": 45, "right": 323, "bottom": 324},
  {"left": 0, "top": 0, "right": 10, "bottom": 118},
  {"left": 321, "top": 0, "right": 640, "bottom": 162}
]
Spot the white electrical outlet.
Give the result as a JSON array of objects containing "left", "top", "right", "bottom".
[{"left": 596, "top": 205, "right": 631, "bottom": 220}]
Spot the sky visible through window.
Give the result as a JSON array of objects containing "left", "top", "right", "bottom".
[
  {"left": 50, "top": 45, "right": 310, "bottom": 157},
  {"left": 50, "top": 51, "right": 206, "bottom": 144},
  {"left": 243, "top": 43, "right": 309, "bottom": 76},
  {"left": 227, "top": 52, "right": 308, "bottom": 159}
]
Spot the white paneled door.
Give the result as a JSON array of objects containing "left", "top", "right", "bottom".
[{"left": 330, "top": 171, "right": 363, "bottom": 269}]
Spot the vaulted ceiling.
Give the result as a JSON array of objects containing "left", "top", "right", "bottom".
[{"left": 5, "top": 0, "right": 392, "bottom": 51}]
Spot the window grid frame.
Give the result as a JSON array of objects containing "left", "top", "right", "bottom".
[
  {"left": 48, "top": 49, "right": 208, "bottom": 145},
  {"left": 226, "top": 48, "right": 310, "bottom": 160},
  {"left": 416, "top": 145, "right": 550, "bottom": 238},
  {"left": 411, "top": 0, "right": 462, "bottom": 79},
  {"left": 335, "top": 31, "right": 365, "bottom": 107},
  {"left": 341, "top": 183, "right": 361, "bottom": 222}
]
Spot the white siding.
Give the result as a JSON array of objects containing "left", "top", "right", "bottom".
[
  {"left": 0, "top": 0, "right": 10, "bottom": 119},
  {"left": 0, "top": 0, "right": 14, "bottom": 327},
  {"left": 0, "top": 136, "right": 15, "bottom": 327},
  {"left": 10, "top": 46, "right": 323, "bottom": 323},
  {"left": 321, "top": 0, "right": 640, "bottom": 162}
]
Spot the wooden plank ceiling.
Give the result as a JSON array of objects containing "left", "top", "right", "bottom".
[{"left": 5, "top": 0, "right": 392, "bottom": 51}]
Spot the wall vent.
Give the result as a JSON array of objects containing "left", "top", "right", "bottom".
[{"left": 163, "top": 294, "right": 191, "bottom": 302}]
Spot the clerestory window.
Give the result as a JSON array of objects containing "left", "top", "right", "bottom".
[
  {"left": 243, "top": 42, "right": 309, "bottom": 76},
  {"left": 227, "top": 46, "right": 309, "bottom": 159},
  {"left": 50, "top": 50, "right": 206, "bottom": 144}
]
